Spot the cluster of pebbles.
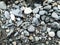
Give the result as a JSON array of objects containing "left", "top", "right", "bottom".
[{"left": 0, "top": 0, "right": 60, "bottom": 45}]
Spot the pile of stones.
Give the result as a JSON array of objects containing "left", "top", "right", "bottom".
[{"left": 0, "top": 0, "right": 60, "bottom": 45}]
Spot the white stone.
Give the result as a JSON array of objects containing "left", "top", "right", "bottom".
[
  {"left": 48, "top": 0, "right": 53, "bottom": 3},
  {"left": 0, "top": 1, "right": 6, "bottom": 9},
  {"left": 58, "top": 5, "right": 60, "bottom": 9},
  {"left": 52, "top": 12, "right": 59, "bottom": 19},
  {"left": 48, "top": 31, "right": 55, "bottom": 37},
  {"left": 24, "top": 7, "right": 32, "bottom": 14},
  {"left": 10, "top": 13, "right": 15, "bottom": 21}
]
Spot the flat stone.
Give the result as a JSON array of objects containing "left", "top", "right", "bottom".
[
  {"left": 24, "top": 7, "right": 32, "bottom": 14},
  {"left": 44, "top": 5, "right": 51, "bottom": 10},
  {"left": 10, "top": 9, "right": 20, "bottom": 15},
  {"left": 28, "top": 25, "right": 35, "bottom": 32},
  {"left": 48, "top": 0, "right": 53, "bottom": 3},
  {"left": 39, "top": 10, "right": 47, "bottom": 15},
  {"left": 0, "top": 1, "right": 6, "bottom": 9},
  {"left": 4, "top": 11, "right": 10, "bottom": 19},
  {"left": 52, "top": 12, "right": 59, "bottom": 19},
  {"left": 33, "top": 7, "right": 39, "bottom": 13}
]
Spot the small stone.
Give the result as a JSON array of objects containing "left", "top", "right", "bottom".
[
  {"left": 52, "top": 12, "right": 59, "bottom": 19},
  {"left": 48, "top": 0, "right": 53, "bottom": 3},
  {"left": 28, "top": 25, "right": 35, "bottom": 32},
  {"left": 53, "top": 7, "right": 58, "bottom": 10},
  {"left": 58, "top": 5, "right": 60, "bottom": 9},
  {"left": 48, "top": 31, "right": 55, "bottom": 37},
  {"left": 24, "top": 7, "right": 32, "bottom": 14},
  {"left": 7, "top": 29, "right": 14, "bottom": 36},
  {"left": 44, "top": 5, "right": 51, "bottom": 10},
  {"left": 52, "top": 2, "right": 57, "bottom": 6},
  {"left": 47, "top": 27, "right": 51, "bottom": 32},
  {"left": 35, "top": 14, "right": 40, "bottom": 18},
  {"left": 10, "top": 13, "right": 15, "bottom": 21},
  {"left": 12, "top": 41, "right": 16, "bottom": 45},
  {"left": 32, "top": 17, "right": 40, "bottom": 26},
  {"left": 57, "top": 31, "right": 60, "bottom": 38},
  {"left": 39, "top": 10, "right": 47, "bottom": 15},
  {"left": 16, "top": 21, "right": 23, "bottom": 26},
  {"left": 10, "top": 9, "right": 20, "bottom": 15},
  {"left": 4, "top": 11, "right": 10, "bottom": 19},
  {"left": 14, "top": 32, "right": 18, "bottom": 36},
  {"left": 35, "top": 36, "right": 39, "bottom": 41},
  {"left": 24, "top": 30, "right": 29, "bottom": 36},
  {"left": 29, "top": 36, "right": 33, "bottom": 40},
  {"left": 0, "top": 1, "right": 6, "bottom": 9},
  {"left": 40, "top": 21, "right": 45, "bottom": 25},
  {"left": 33, "top": 8, "right": 39, "bottom": 13},
  {"left": 6, "top": 29, "right": 10, "bottom": 33}
]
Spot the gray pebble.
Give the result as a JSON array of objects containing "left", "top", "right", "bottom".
[
  {"left": 0, "top": 1, "right": 6, "bottom": 9},
  {"left": 39, "top": 10, "right": 47, "bottom": 15},
  {"left": 33, "top": 7, "right": 39, "bottom": 13},
  {"left": 28, "top": 25, "right": 35, "bottom": 32},
  {"left": 4, "top": 11, "right": 10, "bottom": 19},
  {"left": 52, "top": 12, "right": 59, "bottom": 19},
  {"left": 32, "top": 17, "right": 40, "bottom": 26},
  {"left": 44, "top": 5, "right": 51, "bottom": 10}
]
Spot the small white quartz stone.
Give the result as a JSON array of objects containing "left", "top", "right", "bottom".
[
  {"left": 24, "top": 7, "right": 32, "bottom": 14},
  {"left": 48, "top": 31, "right": 55, "bottom": 37},
  {"left": 58, "top": 5, "right": 60, "bottom": 9},
  {"left": 10, "top": 13, "right": 15, "bottom": 21}
]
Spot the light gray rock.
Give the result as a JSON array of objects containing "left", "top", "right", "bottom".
[
  {"left": 28, "top": 25, "right": 35, "bottom": 32},
  {"left": 10, "top": 9, "right": 20, "bottom": 15},
  {"left": 48, "top": 0, "right": 53, "bottom": 3},
  {"left": 24, "top": 30, "right": 29, "bottom": 36},
  {"left": 35, "top": 36, "right": 39, "bottom": 41},
  {"left": 39, "top": 10, "right": 47, "bottom": 15},
  {"left": 52, "top": 12, "right": 59, "bottom": 19},
  {"left": 33, "top": 8, "right": 39, "bottom": 13},
  {"left": 57, "top": 31, "right": 60, "bottom": 38},
  {"left": 4, "top": 11, "right": 10, "bottom": 19},
  {"left": 32, "top": 17, "right": 40, "bottom": 26},
  {"left": 0, "top": 1, "right": 6, "bottom": 9},
  {"left": 44, "top": 5, "right": 51, "bottom": 10},
  {"left": 35, "top": 14, "right": 40, "bottom": 19}
]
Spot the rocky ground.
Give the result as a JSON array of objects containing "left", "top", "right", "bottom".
[{"left": 0, "top": 0, "right": 60, "bottom": 45}]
